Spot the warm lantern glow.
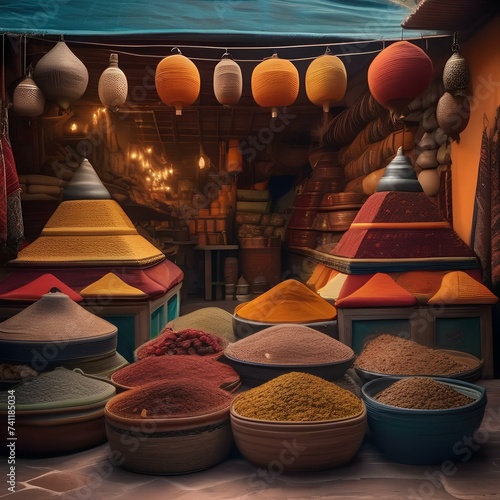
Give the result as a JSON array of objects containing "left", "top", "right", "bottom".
[
  {"left": 213, "top": 54, "right": 242, "bottom": 108},
  {"left": 305, "top": 52, "right": 347, "bottom": 112},
  {"left": 367, "top": 41, "right": 433, "bottom": 115},
  {"left": 155, "top": 50, "right": 200, "bottom": 115},
  {"left": 251, "top": 54, "right": 299, "bottom": 118}
]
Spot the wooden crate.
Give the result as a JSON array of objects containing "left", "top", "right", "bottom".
[{"left": 338, "top": 304, "right": 494, "bottom": 377}]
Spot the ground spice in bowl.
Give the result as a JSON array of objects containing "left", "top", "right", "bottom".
[
  {"left": 225, "top": 324, "right": 353, "bottom": 365},
  {"left": 135, "top": 328, "right": 226, "bottom": 360},
  {"left": 354, "top": 334, "right": 478, "bottom": 377},
  {"left": 107, "top": 379, "right": 234, "bottom": 419},
  {"left": 111, "top": 355, "right": 240, "bottom": 391},
  {"left": 232, "top": 372, "right": 364, "bottom": 422},
  {"left": 374, "top": 377, "right": 476, "bottom": 410}
]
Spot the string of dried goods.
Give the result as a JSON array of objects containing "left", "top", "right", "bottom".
[
  {"left": 111, "top": 355, "right": 240, "bottom": 391},
  {"left": 135, "top": 328, "right": 226, "bottom": 360},
  {"left": 375, "top": 377, "right": 476, "bottom": 410},
  {"left": 107, "top": 379, "right": 234, "bottom": 419},
  {"left": 232, "top": 371, "right": 364, "bottom": 421},
  {"left": 225, "top": 323, "right": 354, "bottom": 365},
  {"left": 354, "top": 334, "right": 477, "bottom": 376}
]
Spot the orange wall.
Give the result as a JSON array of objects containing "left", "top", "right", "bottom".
[{"left": 451, "top": 14, "right": 500, "bottom": 244}]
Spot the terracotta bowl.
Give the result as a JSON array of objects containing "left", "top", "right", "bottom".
[
  {"left": 105, "top": 402, "right": 233, "bottom": 475},
  {"left": 230, "top": 400, "right": 367, "bottom": 471},
  {"left": 361, "top": 377, "right": 487, "bottom": 465}
]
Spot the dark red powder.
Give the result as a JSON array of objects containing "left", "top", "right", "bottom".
[
  {"left": 135, "top": 328, "right": 226, "bottom": 360},
  {"left": 111, "top": 355, "right": 240, "bottom": 391},
  {"left": 107, "top": 379, "right": 234, "bottom": 418}
]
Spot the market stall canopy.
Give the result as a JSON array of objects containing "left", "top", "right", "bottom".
[{"left": 0, "top": 1, "right": 417, "bottom": 38}]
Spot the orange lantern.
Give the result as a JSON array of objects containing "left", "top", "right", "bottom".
[
  {"left": 226, "top": 139, "right": 243, "bottom": 175},
  {"left": 368, "top": 41, "right": 433, "bottom": 115},
  {"left": 305, "top": 51, "right": 347, "bottom": 113},
  {"left": 155, "top": 49, "right": 200, "bottom": 115},
  {"left": 213, "top": 53, "right": 242, "bottom": 108},
  {"left": 251, "top": 53, "right": 299, "bottom": 118}
]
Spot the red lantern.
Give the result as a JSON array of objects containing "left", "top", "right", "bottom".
[{"left": 368, "top": 41, "right": 433, "bottom": 115}]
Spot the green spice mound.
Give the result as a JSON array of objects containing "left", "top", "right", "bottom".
[
  {"left": 233, "top": 372, "right": 364, "bottom": 422},
  {"left": 375, "top": 377, "right": 476, "bottom": 410},
  {"left": 108, "top": 379, "right": 234, "bottom": 419}
]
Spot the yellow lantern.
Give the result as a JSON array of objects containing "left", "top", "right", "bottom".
[
  {"left": 214, "top": 53, "right": 242, "bottom": 108},
  {"left": 305, "top": 51, "right": 347, "bottom": 113},
  {"left": 251, "top": 53, "right": 299, "bottom": 118},
  {"left": 155, "top": 49, "right": 200, "bottom": 115}
]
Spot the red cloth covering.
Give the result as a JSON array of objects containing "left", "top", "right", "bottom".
[{"left": 0, "top": 273, "right": 82, "bottom": 301}]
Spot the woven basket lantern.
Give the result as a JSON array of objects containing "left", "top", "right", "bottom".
[
  {"left": 443, "top": 51, "right": 470, "bottom": 97},
  {"left": 251, "top": 54, "right": 299, "bottom": 118},
  {"left": 368, "top": 41, "right": 433, "bottom": 116},
  {"left": 98, "top": 53, "right": 128, "bottom": 109},
  {"left": 214, "top": 55, "right": 242, "bottom": 108},
  {"left": 305, "top": 53, "right": 347, "bottom": 112},
  {"left": 33, "top": 41, "right": 89, "bottom": 110},
  {"left": 436, "top": 92, "right": 470, "bottom": 136},
  {"left": 13, "top": 68, "right": 45, "bottom": 117},
  {"left": 155, "top": 51, "right": 200, "bottom": 115}
]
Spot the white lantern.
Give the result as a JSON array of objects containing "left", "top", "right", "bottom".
[
  {"left": 98, "top": 53, "right": 128, "bottom": 110},
  {"left": 13, "top": 67, "right": 45, "bottom": 117},
  {"left": 213, "top": 54, "right": 242, "bottom": 108}
]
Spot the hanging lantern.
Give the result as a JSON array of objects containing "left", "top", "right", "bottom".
[
  {"left": 33, "top": 41, "right": 89, "bottom": 110},
  {"left": 226, "top": 139, "right": 243, "bottom": 175},
  {"left": 368, "top": 41, "right": 433, "bottom": 115},
  {"left": 155, "top": 49, "right": 200, "bottom": 115},
  {"left": 305, "top": 50, "right": 347, "bottom": 113},
  {"left": 436, "top": 91, "right": 470, "bottom": 136},
  {"left": 251, "top": 53, "right": 299, "bottom": 118},
  {"left": 98, "top": 53, "right": 128, "bottom": 110},
  {"left": 13, "top": 67, "right": 45, "bottom": 117},
  {"left": 443, "top": 36, "right": 470, "bottom": 97},
  {"left": 213, "top": 53, "right": 242, "bottom": 108}
]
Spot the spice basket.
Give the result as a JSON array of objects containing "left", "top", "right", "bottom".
[
  {"left": 230, "top": 400, "right": 367, "bottom": 471},
  {"left": 0, "top": 368, "right": 116, "bottom": 456},
  {"left": 104, "top": 384, "right": 234, "bottom": 475},
  {"left": 355, "top": 349, "right": 483, "bottom": 383},
  {"left": 361, "top": 377, "right": 487, "bottom": 465},
  {"left": 221, "top": 353, "right": 355, "bottom": 387}
]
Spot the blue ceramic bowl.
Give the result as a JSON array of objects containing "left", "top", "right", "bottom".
[{"left": 361, "top": 377, "right": 487, "bottom": 465}]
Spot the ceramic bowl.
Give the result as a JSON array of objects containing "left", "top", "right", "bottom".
[
  {"left": 232, "top": 314, "right": 338, "bottom": 339},
  {"left": 105, "top": 399, "right": 233, "bottom": 475},
  {"left": 361, "top": 377, "right": 487, "bottom": 465},
  {"left": 221, "top": 352, "right": 355, "bottom": 387},
  {"left": 230, "top": 399, "right": 367, "bottom": 471}
]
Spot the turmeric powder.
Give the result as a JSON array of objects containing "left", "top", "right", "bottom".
[
  {"left": 234, "top": 279, "right": 337, "bottom": 323},
  {"left": 232, "top": 372, "right": 363, "bottom": 421}
]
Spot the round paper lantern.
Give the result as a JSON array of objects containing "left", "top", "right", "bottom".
[
  {"left": 251, "top": 54, "right": 299, "bottom": 118},
  {"left": 436, "top": 92, "right": 470, "bottom": 136},
  {"left": 98, "top": 53, "right": 128, "bottom": 110},
  {"left": 13, "top": 68, "right": 45, "bottom": 117},
  {"left": 214, "top": 55, "right": 242, "bottom": 108},
  {"left": 305, "top": 53, "right": 347, "bottom": 112},
  {"left": 368, "top": 41, "right": 433, "bottom": 115},
  {"left": 33, "top": 41, "right": 89, "bottom": 110},
  {"left": 155, "top": 51, "right": 200, "bottom": 115}
]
